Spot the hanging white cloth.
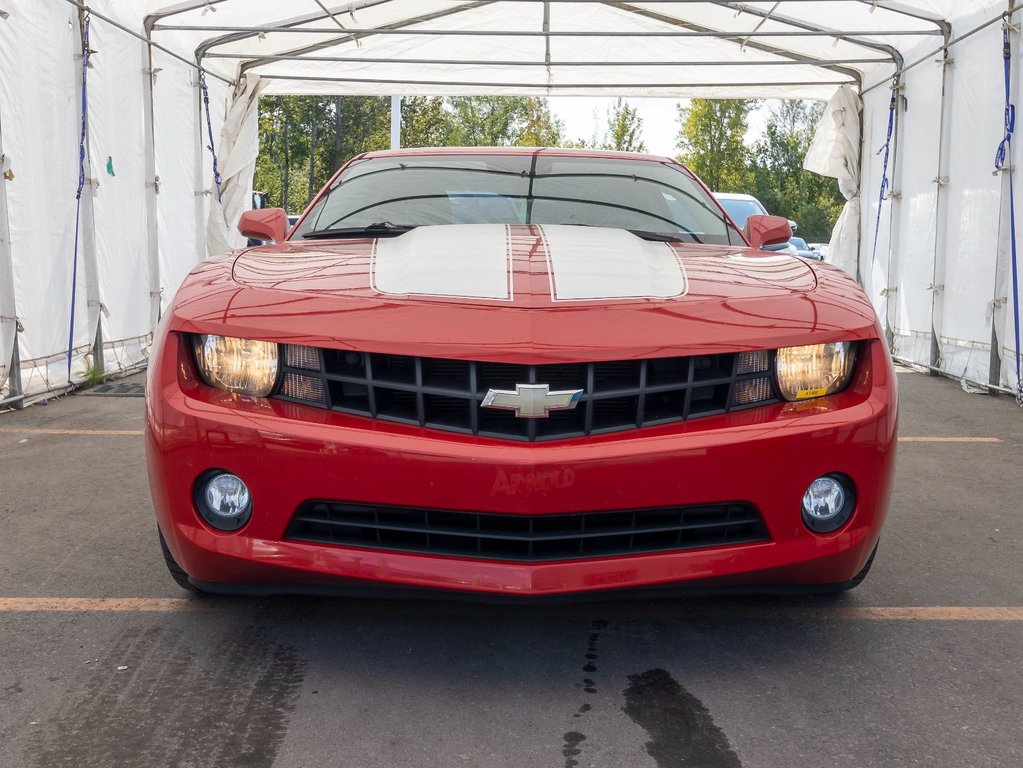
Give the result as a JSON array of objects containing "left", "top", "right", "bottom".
[
  {"left": 206, "top": 73, "right": 267, "bottom": 258},
  {"left": 804, "top": 85, "right": 862, "bottom": 276}
]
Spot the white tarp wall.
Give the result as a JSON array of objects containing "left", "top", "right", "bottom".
[
  {"left": 0, "top": 0, "right": 1021, "bottom": 402},
  {"left": 856, "top": 2, "right": 1021, "bottom": 393}
]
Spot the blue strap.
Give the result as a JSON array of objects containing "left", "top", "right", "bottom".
[
  {"left": 870, "top": 85, "right": 897, "bottom": 279},
  {"left": 995, "top": 24, "right": 1023, "bottom": 405},
  {"left": 68, "top": 13, "right": 90, "bottom": 383},
  {"left": 199, "top": 71, "right": 223, "bottom": 202}
]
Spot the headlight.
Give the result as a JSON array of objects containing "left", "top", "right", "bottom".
[
  {"left": 192, "top": 335, "right": 279, "bottom": 396},
  {"left": 775, "top": 342, "right": 857, "bottom": 401}
]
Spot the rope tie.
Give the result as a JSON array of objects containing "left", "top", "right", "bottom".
[
  {"left": 870, "top": 82, "right": 897, "bottom": 301},
  {"left": 199, "top": 71, "right": 222, "bottom": 202},
  {"left": 994, "top": 24, "right": 1023, "bottom": 405},
  {"left": 67, "top": 12, "right": 91, "bottom": 384}
]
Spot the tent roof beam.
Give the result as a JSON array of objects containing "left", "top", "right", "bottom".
[
  {"left": 191, "top": 0, "right": 396, "bottom": 65},
  {"left": 230, "top": 2, "right": 496, "bottom": 76},
  {"left": 716, "top": 2, "right": 904, "bottom": 69},
  {"left": 212, "top": 54, "right": 891, "bottom": 67},
  {"left": 256, "top": 74, "right": 855, "bottom": 89},
  {"left": 607, "top": 2, "right": 863, "bottom": 86},
  {"left": 155, "top": 24, "right": 942, "bottom": 37}
]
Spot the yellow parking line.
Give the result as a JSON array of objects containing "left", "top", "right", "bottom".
[
  {"left": 828, "top": 606, "right": 1023, "bottom": 621},
  {"left": 898, "top": 436, "right": 1002, "bottom": 443},
  {"left": 1, "top": 598, "right": 1023, "bottom": 621},
  {"left": 0, "top": 427, "right": 144, "bottom": 436},
  {"left": 0, "top": 598, "right": 202, "bottom": 612}
]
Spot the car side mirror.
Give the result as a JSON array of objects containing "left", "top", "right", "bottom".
[
  {"left": 238, "top": 208, "right": 288, "bottom": 244},
  {"left": 745, "top": 215, "right": 793, "bottom": 249}
]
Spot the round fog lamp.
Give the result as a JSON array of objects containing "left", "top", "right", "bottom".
[
  {"left": 801, "top": 475, "right": 854, "bottom": 533},
  {"left": 196, "top": 471, "right": 252, "bottom": 531}
]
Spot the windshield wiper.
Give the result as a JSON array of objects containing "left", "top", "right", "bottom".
[
  {"left": 628, "top": 229, "right": 704, "bottom": 245},
  {"left": 302, "top": 222, "right": 417, "bottom": 239}
]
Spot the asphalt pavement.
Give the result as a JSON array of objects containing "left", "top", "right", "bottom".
[{"left": 0, "top": 369, "right": 1021, "bottom": 768}]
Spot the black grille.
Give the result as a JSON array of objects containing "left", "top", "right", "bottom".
[
  {"left": 286, "top": 501, "right": 769, "bottom": 562},
  {"left": 274, "top": 347, "right": 778, "bottom": 441}
]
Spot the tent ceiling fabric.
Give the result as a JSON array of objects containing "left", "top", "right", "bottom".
[
  {"left": 133, "top": 1, "right": 988, "bottom": 98},
  {"left": 3, "top": 0, "right": 1021, "bottom": 402}
]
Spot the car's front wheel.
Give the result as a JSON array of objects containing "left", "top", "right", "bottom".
[{"left": 158, "top": 528, "right": 204, "bottom": 594}]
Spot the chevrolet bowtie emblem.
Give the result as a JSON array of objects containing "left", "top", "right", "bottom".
[{"left": 481, "top": 384, "right": 584, "bottom": 419}]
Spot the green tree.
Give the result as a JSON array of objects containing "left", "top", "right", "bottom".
[
  {"left": 254, "top": 95, "right": 389, "bottom": 213},
  {"left": 602, "top": 98, "right": 646, "bottom": 152},
  {"left": 749, "top": 99, "right": 843, "bottom": 241},
  {"left": 514, "top": 97, "right": 564, "bottom": 147},
  {"left": 448, "top": 96, "right": 530, "bottom": 146},
  {"left": 401, "top": 96, "right": 454, "bottom": 148},
  {"left": 675, "top": 98, "right": 757, "bottom": 192}
]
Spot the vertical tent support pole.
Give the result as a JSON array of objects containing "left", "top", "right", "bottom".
[
  {"left": 390, "top": 95, "right": 401, "bottom": 150},
  {"left": 929, "top": 43, "right": 955, "bottom": 376},
  {"left": 143, "top": 38, "right": 162, "bottom": 331},
  {"left": 0, "top": 101, "right": 23, "bottom": 409},
  {"left": 193, "top": 71, "right": 207, "bottom": 264},
  {"left": 5, "top": 335, "right": 23, "bottom": 409},
  {"left": 991, "top": 3, "right": 1020, "bottom": 391},
  {"left": 72, "top": 6, "right": 103, "bottom": 381},
  {"left": 884, "top": 78, "right": 905, "bottom": 350}
]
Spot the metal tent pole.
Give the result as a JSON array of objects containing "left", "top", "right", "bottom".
[
  {"left": 143, "top": 38, "right": 162, "bottom": 331},
  {"left": 71, "top": 7, "right": 104, "bottom": 382},
  {"left": 928, "top": 42, "right": 955, "bottom": 375},
  {"left": 390, "top": 95, "right": 401, "bottom": 150},
  {"left": 0, "top": 98, "right": 23, "bottom": 409}
]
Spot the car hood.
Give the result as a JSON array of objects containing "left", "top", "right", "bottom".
[
  {"left": 173, "top": 224, "right": 879, "bottom": 361},
  {"left": 232, "top": 224, "right": 816, "bottom": 304}
]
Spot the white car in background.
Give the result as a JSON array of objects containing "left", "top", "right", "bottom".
[{"left": 714, "top": 193, "right": 798, "bottom": 254}]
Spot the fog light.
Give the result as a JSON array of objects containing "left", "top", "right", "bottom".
[
  {"left": 801, "top": 475, "right": 854, "bottom": 533},
  {"left": 195, "top": 471, "right": 252, "bottom": 531}
]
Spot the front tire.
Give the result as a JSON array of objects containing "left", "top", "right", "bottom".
[
  {"left": 158, "top": 528, "right": 203, "bottom": 593},
  {"left": 816, "top": 542, "right": 878, "bottom": 595}
]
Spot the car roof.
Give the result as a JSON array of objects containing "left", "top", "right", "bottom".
[
  {"left": 713, "top": 192, "right": 760, "bottom": 202},
  {"left": 359, "top": 146, "right": 681, "bottom": 165}
]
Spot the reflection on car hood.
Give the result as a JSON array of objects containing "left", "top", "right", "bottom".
[
  {"left": 169, "top": 223, "right": 877, "bottom": 361},
  {"left": 233, "top": 223, "right": 817, "bottom": 305}
]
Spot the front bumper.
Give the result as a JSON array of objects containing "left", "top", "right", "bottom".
[{"left": 146, "top": 335, "right": 897, "bottom": 597}]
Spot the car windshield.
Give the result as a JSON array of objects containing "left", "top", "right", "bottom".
[
  {"left": 790, "top": 237, "right": 809, "bottom": 249},
  {"left": 716, "top": 198, "right": 766, "bottom": 228},
  {"left": 293, "top": 153, "right": 743, "bottom": 245}
]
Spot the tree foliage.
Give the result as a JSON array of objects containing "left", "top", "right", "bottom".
[
  {"left": 676, "top": 98, "right": 843, "bottom": 241},
  {"left": 675, "top": 99, "right": 757, "bottom": 193},
  {"left": 253, "top": 95, "right": 844, "bottom": 240},
  {"left": 747, "top": 100, "right": 844, "bottom": 240},
  {"left": 602, "top": 98, "right": 646, "bottom": 152},
  {"left": 515, "top": 97, "right": 565, "bottom": 147}
]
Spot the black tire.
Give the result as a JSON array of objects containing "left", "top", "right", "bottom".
[
  {"left": 845, "top": 541, "right": 878, "bottom": 590},
  {"left": 158, "top": 528, "right": 202, "bottom": 593},
  {"left": 816, "top": 541, "right": 878, "bottom": 595}
]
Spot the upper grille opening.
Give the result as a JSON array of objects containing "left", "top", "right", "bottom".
[{"left": 274, "top": 348, "right": 779, "bottom": 442}]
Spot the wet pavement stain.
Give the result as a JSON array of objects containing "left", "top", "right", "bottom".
[
  {"left": 561, "top": 731, "right": 587, "bottom": 768},
  {"left": 623, "top": 668, "right": 742, "bottom": 768},
  {"left": 32, "top": 623, "right": 307, "bottom": 768},
  {"left": 561, "top": 619, "right": 609, "bottom": 767}
]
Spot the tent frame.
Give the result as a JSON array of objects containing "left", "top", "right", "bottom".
[{"left": 25, "top": 0, "right": 1019, "bottom": 399}]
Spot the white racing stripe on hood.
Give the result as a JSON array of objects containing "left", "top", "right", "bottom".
[
  {"left": 371, "top": 224, "right": 513, "bottom": 300},
  {"left": 541, "top": 225, "right": 687, "bottom": 301}
]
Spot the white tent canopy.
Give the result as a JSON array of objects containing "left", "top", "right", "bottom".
[{"left": 0, "top": 0, "right": 1020, "bottom": 405}]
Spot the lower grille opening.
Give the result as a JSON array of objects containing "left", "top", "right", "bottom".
[{"left": 285, "top": 501, "right": 770, "bottom": 562}]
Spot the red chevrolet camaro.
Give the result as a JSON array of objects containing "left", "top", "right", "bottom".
[{"left": 146, "top": 147, "right": 897, "bottom": 598}]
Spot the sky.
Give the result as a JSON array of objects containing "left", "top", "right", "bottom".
[{"left": 546, "top": 96, "right": 770, "bottom": 157}]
